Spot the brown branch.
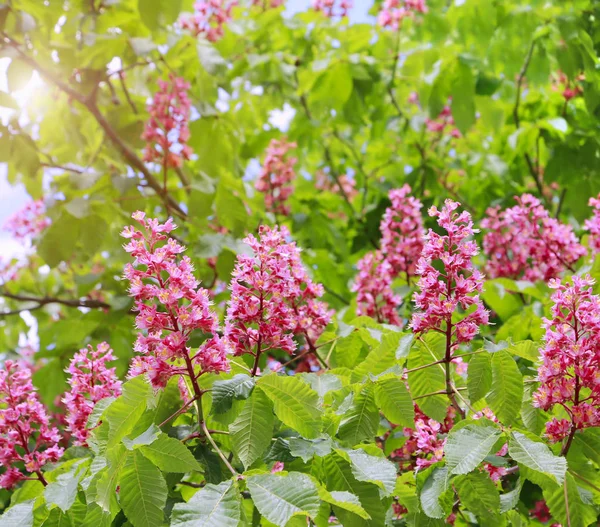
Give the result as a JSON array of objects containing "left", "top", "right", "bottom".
[
  {"left": 1, "top": 33, "right": 185, "bottom": 218},
  {"left": 1, "top": 291, "right": 110, "bottom": 310}
]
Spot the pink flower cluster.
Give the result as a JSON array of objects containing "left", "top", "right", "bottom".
[
  {"left": 225, "top": 225, "right": 331, "bottom": 360},
  {"left": 142, "top": 75, "right": 192, "bottom": 169},
  {"left": 312, "top": 0, "right": 351, "bottom": 19},
  {"left": 378, "top": 0, "right": 427, "bottom": 31},
  {"left": 3, "top": 199, "right": 51, "bottom": 242},
  {"left": 0, "top": 361, "right": 63, "bottom": 489},
  {"left": 584, "top": 193, "right": 600, "bottom": 255},
  {"left": 180, "top": 0, "right": 236, "bottom": 42},
  {"left": 122, "top": 212, "right": 230, "bottom": 389},
  {"left": 411, "top": 200, "right": 489, "bottom": 344},
  {"left": 533, "top": 275, "right": 600, "bottom": 443},
  {"left": 380, "top": 184, "right": 425, "bottom": 279},
  {"left": 315, "top": 171, "right": 358, "bottom": 200},
  {"left": 352, "top": 185, "right": 424, "bottom": 325},
  {"left": 482, "top": 194, "right": 585, "bottom": 282},
  {"left": 63, "top": 343, "right": 122, "bottom": 446},
  {"left": 392, "top": 405, "right": 455, "bottom": 469},
  {"left": 425, "top": 105, "right": 460, "bottom": 138},
  {"left": 551, "top": 70, "right": 584, "bottom": 101},
  {"left": 352, "top": 252, "right": 402, "bottom": 326},
  {"left": 255, "top": 139, "right": 297, "bottom": 216}
]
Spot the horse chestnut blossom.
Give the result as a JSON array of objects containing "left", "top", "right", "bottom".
[
  {"left": 3, "top": 199, "right": 51, "bottom": 242},
  {"left": 482, "top": 194, "right": 585, "bottom": 282},
  {"left": 378, "top": 0, "right": 427, "bottom": 31},
  {"left": 379, "top": 184, "right": 425, "bottom": 280},
  {"left": 224, "top": 225, "right": 331, "bottom": 373},
  {"left": 255, "top": 139, "right": 297, "bottom": 216},
  {"left": 424, "top": 105, "right": 461, "bottom": 138},
  {"left": 142, "top": 75, "right": 192, "bottom": 169},
  {"left": 180, "top": 0, "right": 236, "bottom": 42},
  {"left": 63, "top": 343, "right": 122, "bottom": 446},
  {"left": 533, "top": 275, "right": 600, "bottom": 451},
  {"left": 0, "top": 361, "right": 63, "bottom": 488},
  {"left": 352, "top": 252, "right": 402, "bottom": 326},
  {"left": 584, "top": 193, "right": 600, "bottom": 255},
  {"left": 122, "top": 212, "right": 229, "bottom": 390},
  {"left": 312, "top": 0, "right": 352, "bottom": 19},
  {"left": 411, "top": 199, "right": 489, "bottom": 344}
]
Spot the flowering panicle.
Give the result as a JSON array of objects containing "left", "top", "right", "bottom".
[
  {"left": 180, "top": 0, "right": 236, "bottom": 42},
  {"left": 551, "top": 70, "right": 584, "bottom": 101},
  {"left": 352, "top": 252, "right": 402, "bottom": 326},
  {"left": 0, "top": 361, "right": 63, "bottom": 488},
  {"left": 482, "top": 194, "right": 585, "bottom": 282},
  {"left": 584, "top": 193, "right": 600, "bottom": 255},
  {"left": 224, "top": 225, "right": 331, "bottom": 369},
  {"left": 314, "top": 171, "right": 358, "bottom": 200},
  {"left": 533, "top": 275, "right": 600, "bottom": 447},
  {"left": 391, "top": 405, "right": 455, "bottom": 470},
  {"left": 122, "top": 212, "right": 229, "bottom": 389},
  {"left": 424, "top": 104, "right": 460, "bottom": 138},
  {"left": 379, "top": 184, "right": 425, "bottom": 279},
  {"left": 312, "top": 0, "right": 351, "bottom": 19},
  {"left": 378, "top": 0, "right": 427, "bottom": 31},
  {"left": 63, "top": 343, "right": 122, "bottom": 446},
  {"left": 142, "top": 75, "right": 192, "bottom": 169},
  {"left": 3, "top": 200, "right": 51, "bottom": 242},
  {"left": 255, "top": 139, "right": 297, "bottom": 216},
  {"left": 411, "top": 200, "right": 489, "bottom": 344}
]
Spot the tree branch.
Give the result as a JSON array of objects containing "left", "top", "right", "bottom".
[{"left": 0, "top": 291, "right": 111, "bottom": 310}]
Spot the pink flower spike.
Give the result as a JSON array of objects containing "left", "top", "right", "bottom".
[
  {"left": 255, "top": 138, "right": 297, "bottom": 216},
  {"left": 585, "top": 193, "right": 600, "bottom": 256},
  {"left": 63, "top": 342, "right": 122, "bottom": 446},
  {"left": 3, "top": 199, "right": 51, "bottom": 242}
]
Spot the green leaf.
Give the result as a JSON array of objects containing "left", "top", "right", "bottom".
[
  {"left": 0, "top": 500, "right": 35, "bottom": 526},
  {"left": 123, "top": 424, "right": 161, "bottom": 450},
  {"left": 420, "top": 467, "right": 450, "bottom": 519},
  {"left": 171, "top": 480, "right": 241, "bottom": 527},
  {"left": 500, "top": 479, "right": 522, "bottom": 513},
  {"left": 544, "top": 473, "right": 597, "bottom": 527},
  {"left": 487, "top": 350, "right": 523, "bottom": 425},
  {"left": 342, "top": 449, "right": 396, "bottom": 496},
  {"left": 105, "top": 377, "right": 152, "bottom": 448},
  {"left": 119, "top": 450, "right": 167, "bottom": 527},
  {"left": 451, "top": 61, "right": 476, "bottom": 134},
  {"left": 229, "top": 388, "right": 274, "bottom": 470},
  {"left": 138, "top": 0, "right": 182, "bottom": 31},
  {"left": 466, "top": 352, "right": 492, "bottom": 403},
  {"left": 454, "top": 472, "right": 500, "bottom": 519},
  {"left": 288, "top": 436, "right": 333, "bottom": 462},
  {"left": 212, "top": 374, "right": 255, "bottom": 414},
  {"left": 246, "top": 472, "right": 321, "bottom": 527},
  {"left": 44, "top": 470, "right": 80, "bottom": 512},
  {"left": 0, "top": 90, "right": 19, "bottom": 110},
  {"left": 374, "top": 374, "right": 414, "bottom": 428},
  {"left": 317, "top": 488, "right": 370, "bottom": 520},
  {"left": 407, "top": 335, "right": 447, "bottom": 421},
  {"left": 310, "top": 62, "right": 353, "bottom": 110},
  {"left": 140, "top": 433, "right": 203, "bottom": 473},
  {"left": 337, "top": 384, "right": 379, "bottom": 445},
  {"left": 258, "top": 375, "right": 322, "bottom": 439},
  {"left": 41, "top": 508, "right": 72, "bottom": 527},
  {"left": 508, "top": 431, "right": 567, "bottom": 485},
  {"left": 7, "top": 59, "right": 34, "bottom": 92},
  {"left": 445, "top": 423, "right": 501, "bottom": 475}
]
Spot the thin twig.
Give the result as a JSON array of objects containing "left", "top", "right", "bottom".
[
  {"left": 159, "top": 395, "right": 199, "bottom": 427},
  {"left": 0, "top": 291, "right": 110, "bottom": 310},
  {"left": 202, "top": 421, "right": 237, "bottom": 476}
]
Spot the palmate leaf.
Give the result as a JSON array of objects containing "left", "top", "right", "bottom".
[
  {"left": 508, "top": 431, "right": 567, "bottom": 485},
  {"left": 211, "top": 374, "right": 255, "bottom": 414},
  {"left": 341, "top": 449, "right": 397, "bottom": 496},
  {"left": 139, "top": 433, "right": 203, "bottom": 473},
  {"left": 229, "top": 388, "right": 274, "bottom": 470},
  {"left": 454, "top": 471, "right": 500, "bottom": 519},
  {"left": 487, "top": 350, "right": 523, "bottom": 425},
  {"left": 246, "top": 472, "right": 321, "bottom": 527},
  {"left": 170, "top": 480, "right": 241, "bottom": 527},
  {"left": 258, "top": 375, "right": 322, "bottom": 439},
  {"left": 466, "top": 352, "right": 492, "bottom": 403},
  {"left": 0, "top": 500, "right": 35, "bottom": 527},
  {"left": 420, "top": 467, "right": 451, "bottom": 519},
  {"left": 337, "top": 384, "right": 379, "bottom": 446},
  {"left": 317, "top": 488, "right": 371, "bottom": 520},
  {"left": 444, "top": 423, "right": 502, "bottom": 475},
  {"left": 118, "top": 450, "right": 167, "bottom": 527},
  {"left": 544, "top": 473, "right": 597, "bottom": 527}
]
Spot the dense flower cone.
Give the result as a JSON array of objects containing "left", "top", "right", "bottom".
[
  {"left": 255, "top": 138, "right": 297, "bottom": 216},
  {"left": 533, "top": 275, "right": 600, "bottom": 445},
  {"left": 482, "top": 193, "right": 585, "bottom": 282},
  {"left": 3, "top": 199, "right": 51, "bottom": 242},
  {"left": 63, "top": 342, "right": 122, "bottom": 446},
  {"left": 180, "top": 0, "right": 236, "bottom": 42},
  {"left": 0, "top": 361, "right": 63, "bottom": 488},
  {"left": 411, "top": 199, "right": 489, "bottom": 344},
  {"left": 585, "top": 193, "right": 600, "bottom": 256},
  {"left": 122, "top": 212, "right": 229, "bottom": 389},
  {"left": 313, "top": 0, "right": 352, "bottom": 18},
  {"left": 142, "top": 75, "right": 192, "bottom": 169},
  {"left": 378, "top": 0, "right": 428, "bottom": 30},
  {"left": 224, "top": 225, "right": 331, "bottom": 363},
  {"left": 352, "top": 251, "right": 402, "bottom": 325}
]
